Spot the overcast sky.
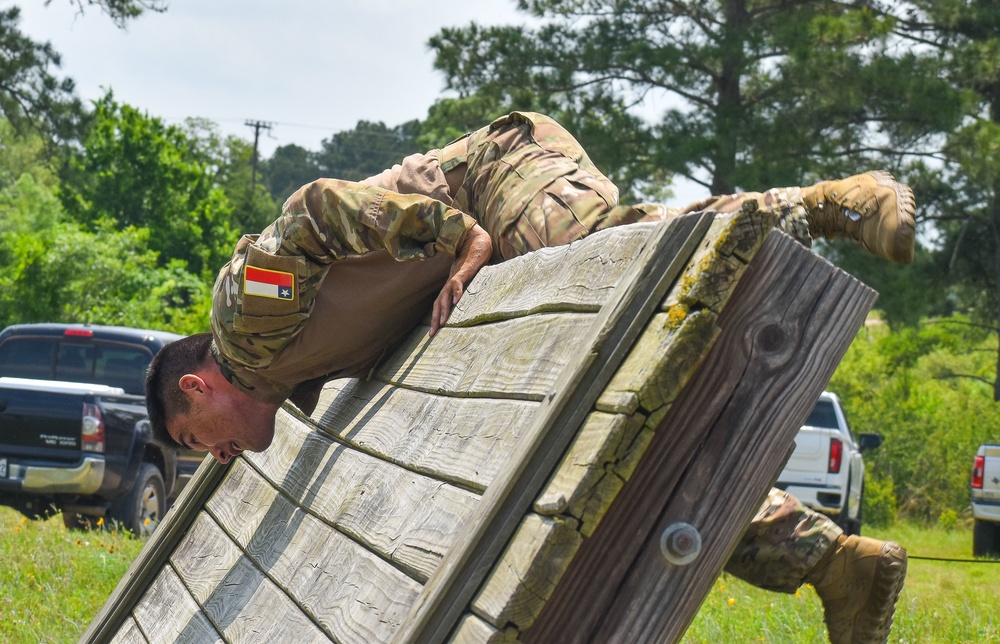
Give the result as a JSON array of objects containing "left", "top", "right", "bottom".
[{"left": 13, "top": 0, "right": 526, "bottom": 157}]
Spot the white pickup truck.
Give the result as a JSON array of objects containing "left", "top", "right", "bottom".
[
  {"left": 775, "top": 391, "right": 884, "bottom": 535},
  {"left": 972, "top": 444, "right": 1000, "bottom": 558}
]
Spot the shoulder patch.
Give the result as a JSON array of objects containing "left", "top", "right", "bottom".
[{"left": 244, "top": 265, "right": 295, "bottom": 301}]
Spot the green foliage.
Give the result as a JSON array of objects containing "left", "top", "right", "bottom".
[
  {"left": 830, "top": 315, "right": 999, "bottom": 522},
  {"left": 863, "top": 474, "right": 898, "bottom": 527},
  {"left": 314, "top": 119, "right": 422, "bottom": 182},
  {"left": 0, "top": 170, "right": 211, "bottom": 335},
  {"left": 427, "top": 1, "right": 957, "bottom": 199},
  {"left": 181, "top": 118, "right": 279, "bottom": 235},
  {"left": 59, "top": 94, "right": 237, "bottom": 276},
  {"left": 262, "top": 143, "right": 320, "bottom": 204},
  {"left": 0, "top": 7, "right": 84, "bottom": 143}
]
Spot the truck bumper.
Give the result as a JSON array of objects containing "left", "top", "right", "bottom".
[
  {"left": 776, "top": 484, "right": 842, "bottom": 516},
  {"left": 973, "top": 499, "right": 1000, "bottom": 523},
  {"left": 2, "top": 457, "right": 106, "bottom": 495}
]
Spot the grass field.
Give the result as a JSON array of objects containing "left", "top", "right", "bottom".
[
  {"left": 684, "top": 522, "right": 1000, "bottom": 643},
  {"left": 1, "top": 505, "right": 998, "bottom": 642}
]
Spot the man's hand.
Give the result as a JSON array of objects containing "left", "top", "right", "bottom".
[{"left": 430, "top": 224, "right": 492, "bottom": 336}]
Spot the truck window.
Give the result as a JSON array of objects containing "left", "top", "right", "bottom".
[
  {"left": 0, "top": 339, "right": 57, "bottom": 380},
  {"left": 94, "top": 345, "right": 151, "bottom": 395},
  {"left": 56, "top": 343, "right": 95, "bottom": 382},
  {"left": 805, "top": 400, "right": 839, "bottom": 429}
]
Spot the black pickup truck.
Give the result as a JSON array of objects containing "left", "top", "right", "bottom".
[{"left": 0, "top": 323, "right": 203, "bottom": 535}]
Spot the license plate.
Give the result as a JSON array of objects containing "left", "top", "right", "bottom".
[{"left": 0, "top": 458, "right": 6, "bottom": 478}]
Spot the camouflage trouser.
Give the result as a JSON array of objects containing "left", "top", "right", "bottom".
[
  {"left": 445, "top": 111, "right": 812, "bottom": 261},
  {"left": 725, "top": 488, "right": 843, "bottom": 593},
  {"left": 451, "top": 111, "right": 838, "bottom": 592}
]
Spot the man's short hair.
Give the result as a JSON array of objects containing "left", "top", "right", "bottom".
[{"left": 145, "top": 332, "right": 214, "bottom": 449}]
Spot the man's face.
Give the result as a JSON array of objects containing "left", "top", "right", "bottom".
[{"left": 168, "top": 396, "right": 276, "bottom": 464}]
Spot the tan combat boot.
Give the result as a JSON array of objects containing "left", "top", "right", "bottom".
[
  {"left": 805, "top": 534, "right": 908, "bottom": 644},
  {"left": 801, "top": 171, "right": 916, "bottom": 264}
]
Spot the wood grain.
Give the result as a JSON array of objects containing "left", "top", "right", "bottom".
[
  {"left": 243, "top": 411, "right": 481, "bottom": 582},
  {"left": 447, "top": 223, "right": 658, "bottom": 326},
  {"left": 204, "top": 460, "right": 423, "bottom": 643},
  {"left": 533, "top": 412, "right": 645, "bottom": 537},
  {"left": 170, "top": 510, "right": 329, "bottom": 643},
  {"left": 395, "top": 213, "right": 714, "bottom": 643},
  {"left": 310, "top": 379, "right": 540, "bottom": 492},
  {"left": 470, "top": 513, "right": 582, "bottom": 629},
  {"left": 524, "top": 231, "right": 877, "bottom": 643},
  {"left": 130, "top": 565, "right": 221, "bottom": 644},
  {"left": 376, "top": 313, "right": 596, "bottom": 399},
  {"left": 107, "top": 617, "right": 147, "bottom": 644}
]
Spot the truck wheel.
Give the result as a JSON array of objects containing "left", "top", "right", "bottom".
[
  {"left": 973, "top": 519, "right": 1000, "bottom": 558},
  {"left": 108, "top": 463, "right": 166, "bottom": 537}
]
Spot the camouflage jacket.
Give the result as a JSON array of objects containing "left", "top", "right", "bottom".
[{"left": 211, "top": 178, "right": 476, "bottom": 404}]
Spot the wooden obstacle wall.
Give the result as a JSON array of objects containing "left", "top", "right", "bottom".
[{"left": 85, "top": 206, "right": 876, "bottom": 643}]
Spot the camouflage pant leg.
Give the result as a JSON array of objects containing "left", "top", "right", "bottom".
[
  {"left": 673, "top": 188, "right": 813, "bottom": 248},
  {"left": 460, "top": 112, "right": 676, "bottom": 259},
  {"left": 724, "top": 487, "right": 843, "bottom": 593}
]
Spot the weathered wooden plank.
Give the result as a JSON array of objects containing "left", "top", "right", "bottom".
[
  {"left": 170, "top": 511, "right": 328, "bottom": 643},
  {"left": 533, "top": 412, "right": 646, "bottom": 537},
  {"left": 376, "top": 313, "right": 595, "bottom": 399},
  {"left": 244, "top": 411, "right": 480, "bottom": 581},
  {"left": 395, "top": 213, "right": 715, "bottom": 643},
  {"left": 524, "top": 231, "right": 878, "bottom": 643},
  {"left": 131, "top": 565, "right": 221, "bottom": 644},
  {"left": 599, "top": 203, "right": 778, "bottom": 415},
  {"left": 467, "top": 211, "right": 779, "bottom": 635},
  {"left": 82, "top": 455, "right": 231, "bottom": 643},
  {"left": 206, "top": 460, "right": 423, "bottom": 644},
  {"left": 448, "top": 614, "right": 517, "bottom": 643},
  {"left": 470, "top": 513, "right": 582, "bottom": 630},
  {"left": 309, "top": 379, "right": 540, "bottom": 492},
  {"left": 108, "top": 616, "right": 147, "bottom": 644},
  {"left": 598, "top": 309, "right": 720, "bottom": 415},
  {"left": 663, "top": 204, "right": 779, "bottom": 315},
  {"left": 447, "top": 223, "right": 658, "bottom": 326}
]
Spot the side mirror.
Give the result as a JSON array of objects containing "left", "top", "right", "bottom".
[{"left": 858, "top": 433, "right": 883, "bottom": 452}]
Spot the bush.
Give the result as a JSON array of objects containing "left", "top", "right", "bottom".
[{"left": 864, "top": 475, "right": 897, "bottom": 527}]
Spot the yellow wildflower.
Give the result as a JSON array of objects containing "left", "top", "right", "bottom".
[
  {"left": 96, "top": 517, "right": 104, "bottom": 527},
  {"left": 727, "top": 598, "right": 736, "bottom": 607}
]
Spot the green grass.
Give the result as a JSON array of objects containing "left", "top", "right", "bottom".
[
  {"left": 684, "top": 522, "right": 1000, "bottom": 643},
  {"left": 2, "top": 505, "right": 998, "bottom": 643},
  {"left": 0, "top": 506, "right": 145, "bottom": 643}
]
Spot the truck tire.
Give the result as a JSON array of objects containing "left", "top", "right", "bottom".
[
  {"left": 973, "top": 519, "right": 1000, "bottom": 558},
  {"left": 108, "top": 463, "right": 166, "bottom": 537}
]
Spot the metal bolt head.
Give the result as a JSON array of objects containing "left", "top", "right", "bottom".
[{"left": 660, "top": 522, "right": 702, "bottom": 566}]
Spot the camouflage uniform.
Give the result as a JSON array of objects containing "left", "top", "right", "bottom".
[{"left": 212, "top": 111, "right": 840, "bottom": 594}]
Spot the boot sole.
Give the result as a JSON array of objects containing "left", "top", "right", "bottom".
[
  {"left": 868, "top": 171, "right": 916, "bottom": 264},
  {"left": 858, "top": 541, "right": 908, "bottom": 643}
]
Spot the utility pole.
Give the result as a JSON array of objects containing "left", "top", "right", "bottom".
[{"left": 244, "top": 120, "right": 273, "bottom": 196}]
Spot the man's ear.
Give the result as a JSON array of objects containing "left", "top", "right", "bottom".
[{"left": 178, "top": 373, "right": 208, "bottom": 396}]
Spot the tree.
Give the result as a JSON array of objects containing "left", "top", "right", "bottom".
[
  {"left": 428, "top": 1, "right": 958, "bottom": 199},
  {"left": 882, "top": 0, "right": 1000, "bottom": 400},
  {"left": 182, "top": 117, "right": 280, "bottom": 235},
  {"left": 59, "top": 94, "right": 237, "bottom": 276},
  {"left": 313, "top": 119, "right": 422, "bottom": 181},
  {"left": 261, "top": 143, "right": 321, "bottom": 204},
  {"left": 55, "top": 0, "right": 166, "bottom": 27},
  {"left": 0, "top": 7, "right": 83, "bottom": 143}
]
